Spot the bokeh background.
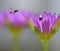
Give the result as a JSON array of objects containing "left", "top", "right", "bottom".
[{"left": 0, "top": 0, "right": 60, "bottom": 51}]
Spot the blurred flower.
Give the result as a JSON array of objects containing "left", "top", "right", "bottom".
[
  {"left": 4, "top": 10, "right": 22, "bottom": 35},
  {"left": 0, "top": 10, "right": 33, "bottom": 51},
  {"left": 27, "top": 12, "right": 60, "bottom": 40},
  {"left": 0, "top": 12, "right": 5, "bottom": 27},
  {"left": 5, "top": 10, "right": 28, "bottom": 27},
  {"left": 0, "top": 10, "right": 33, "bottom": 35}
]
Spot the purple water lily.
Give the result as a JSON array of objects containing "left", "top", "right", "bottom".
[
  {"left": 28, "top": 12, "right": 59, "bottom": 35},
  {"left": 4, "top": 10, "right": 30, "bottom": 27},
  {"left": 0, "top": 10, "right": 33, "bottom": 34},
  {"left": 27, "top": 11, "right": 60, "bottom": 51},
  {"left": 0, "top": 10, "right": 33, "bottom": 51}
]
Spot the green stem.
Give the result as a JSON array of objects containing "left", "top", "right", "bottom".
[
  {"left": 13, "top": 35, "right": 19, "bottom": 51},
  {"left": 41, "top": 40, "right": 48, "bottom": 51}
]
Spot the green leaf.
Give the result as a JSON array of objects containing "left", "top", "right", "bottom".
[
  {"left": 46, "top": 28, "right": 58, "bottom": 40},
  {"left": 54, "top": 19, "right": 60, "bottom": 30},
  {"left": 34, "top": 27, "right": 46, "bottom": 40},
  {"left": 50, "top": 28, "right": 57, "bottom": 35},
  {"left": 34, "top": 27, "right": 42, "bottom": 35}
]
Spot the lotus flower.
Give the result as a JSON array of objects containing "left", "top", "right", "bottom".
[{"left": 27, "top": 12, "right": 60, "bottom": 51}]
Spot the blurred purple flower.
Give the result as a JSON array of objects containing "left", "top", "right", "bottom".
[
  {"left": 0, "top": 10, "right": 33, "bottom": 34},
  {"left": 4, "top": 10, "right": 30, "bottom": 27},
  {"left": 0, "top": 12, "right": 6, "bottom": 27}
]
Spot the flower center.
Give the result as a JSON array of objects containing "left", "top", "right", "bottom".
[{"left": 39, "top": 15, "right": 43, "bottom": 21}]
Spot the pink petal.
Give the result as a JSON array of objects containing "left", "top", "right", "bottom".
[
  {"left": 4, "top": 10, "right": 16, "bottom": 25},
  {"left": 42, "top": 20, "right": 50, "bottom": 34},
  {"left": 13, "top": 11, "right": 27, "bottom": 26}
]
